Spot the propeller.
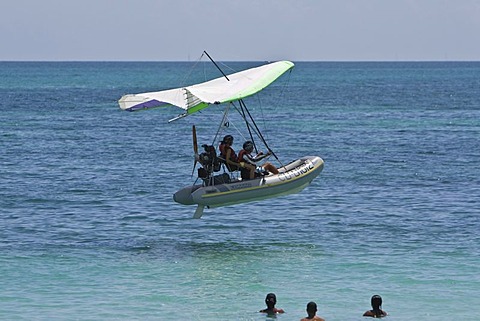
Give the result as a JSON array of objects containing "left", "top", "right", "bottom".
[{"left": 191, "top": 125, "right": 199, "bottom": 176}]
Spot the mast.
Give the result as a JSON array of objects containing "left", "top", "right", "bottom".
[{"left": 203, "top": 51, "right": 230, "bottom": 81}]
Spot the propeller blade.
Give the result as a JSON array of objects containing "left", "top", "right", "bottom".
[
  {"left": 192, "top": 125, "right": 198, "bottom": 155},
  {"left": 192, "top": 125, "right": 198, "bottom": 176}
]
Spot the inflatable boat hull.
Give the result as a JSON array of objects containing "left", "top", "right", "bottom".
[{"left": 173, "top": 156, "right": 323, "bottom": 208}]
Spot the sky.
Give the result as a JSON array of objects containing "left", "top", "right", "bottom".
[{"left": 1, "top": 0, "right": 480, "bottom": 61}]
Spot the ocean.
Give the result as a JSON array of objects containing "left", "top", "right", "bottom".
[{"left": 1, "top": 61, "right": 479, "bottom": 321}]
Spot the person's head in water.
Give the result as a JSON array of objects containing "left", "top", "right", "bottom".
[
  {"left": 260, "top": 293, "right": 284, "bottom": 314},
  {"left": 306, "top": 301, "right": 317, "bottom": 317},
  {"left": 301, "top": 301, "right": 325, "bottom": 321},
  {"left": 265, "top": 293, "right": 277, "bottom": 309},
  {"left": 363, "top": 294, "right": 387, "bottom": 318},
  {"left": 371, "top": 295, "right": 382, "bottom": 310}
]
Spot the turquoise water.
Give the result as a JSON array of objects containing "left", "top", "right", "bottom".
[{"left": 1, "top": 61, "right": 479, "bottom": 320}]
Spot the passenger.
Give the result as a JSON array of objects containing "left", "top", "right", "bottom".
[
  {"left": 238, "top": 141, "right": 279, "bottom": 180},
  {"left": 259, "top": 293, "right": 285, "bottom": 315},
  {"left": 218, "top": 135, "right": 238, "bottom": 171},
  {"left": 363, "top": 295, "right": 387, "bottom": 318},
  {"left": 300, "top": 301, "right": 325, "bottom": 321}
]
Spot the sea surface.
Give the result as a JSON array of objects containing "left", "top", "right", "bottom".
[{"left": 1, "top": 60, "right": 479, "bottom": 321}]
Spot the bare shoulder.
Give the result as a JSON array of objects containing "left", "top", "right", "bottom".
[
  {"left": 363, "top": 310, "right": 388, "bottom": 317},
  {"left": 260, "top": 308, "right": 285, "bottom": 314}
]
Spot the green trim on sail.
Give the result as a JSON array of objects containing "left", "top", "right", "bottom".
[
  {"left": 219, "top": 61, "right": 294, "bottom": 105},
  {"left": 184, "top": 61, "right": 294, "bottom": 116},
  {"left": 187, "top": 102, "right": 210, "bottom": 115}
]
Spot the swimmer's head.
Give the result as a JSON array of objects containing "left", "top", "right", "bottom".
[
  {"left": 265, "top": 293, "right": 277, "bottom": 307},
  {"left": 371, "top": 295, "right": 382, "bottom": 309},
  {"left": 306, "top": 301, "right": 317, "bottom": 314}
]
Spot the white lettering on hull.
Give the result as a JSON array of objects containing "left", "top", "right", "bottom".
[
  {"left": 278, "top": 160, "right": 315, "bottom": 182},
  {"left": 228, "top": 182, "right": 254, "bottom": 191}
]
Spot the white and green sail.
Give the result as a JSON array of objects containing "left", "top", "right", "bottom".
[{"left": 118, "top": 61, "right": 294, "bottom": 119}]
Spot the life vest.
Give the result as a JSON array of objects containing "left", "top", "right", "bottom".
[
  {"left": 219, "top": 143, "right": 226, "bottom": 158},
  {"left": 219, "top": 142, "right": 239, "bottom": 171},
  {"left": 237, "top": 149, "right": 256, "bottom": 179},
  {"left": 237, "top": 149, "right": 247, "bottom": 163},
  {"left": 219, "top": 143, "right": 237, "bottom": 162}
]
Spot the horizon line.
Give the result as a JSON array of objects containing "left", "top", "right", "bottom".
[{"left": 1, "top": 59, "right": 480, "bottom": 63}]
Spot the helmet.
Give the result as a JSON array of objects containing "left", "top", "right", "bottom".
[
  {"left": 222, "top": 135, "right": 233, "bottom": 144},
  {"left": 243, "top": 141, "right": 254, "bottom": 152}
]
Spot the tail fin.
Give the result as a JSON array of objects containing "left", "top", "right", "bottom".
[{"left": 193, "top": 205, "right": 205, "bottom": 219}]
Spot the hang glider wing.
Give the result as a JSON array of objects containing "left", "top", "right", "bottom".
[{"left": 118, "top": 61, "right": 294, "bottom": 118}]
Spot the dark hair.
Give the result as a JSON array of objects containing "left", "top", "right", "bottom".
[
  {"left": 243, "top": 141, "right": 254, "bottom": 151},
  {"left": 265, "top": 293, "right": 276, "bottom": 307},
  {"left": 222, "top": 135, "right": 233, "bottom": 144},
  {"left": 371, "top": 295, "right": 383, "bottom": 318},
  {"left": 306, "top": 301, "right": 317, "bottom": 314}
]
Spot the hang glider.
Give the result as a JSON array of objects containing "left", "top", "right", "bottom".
[
  {"left": 118, "top": 57, "right": 323, "bottom": 219},
  {"left": 118, "top": 60, "right": 294, "bottom": 121}
]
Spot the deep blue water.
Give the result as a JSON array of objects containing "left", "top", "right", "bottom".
[{"left": 1, "top": 61, "right": 479, "bottom": 320}]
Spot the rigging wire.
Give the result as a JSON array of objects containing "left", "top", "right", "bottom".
[
  {"left": 238, "top": 100, "right": 258, "bottom": 154},
  {"left": 217, "top": 60, "right": 238, "bottom": 74},
  {"left": 211, "top": 104, "right": 231, "bottom": 146},
  {"left": 257, "top": 66, "right": 293, "bottom": 162},
  {"left": 211, "top": 103, "right": 248, "bottom": 146},
  {"left": 180, "top": 53, "right": 204, "bottom": 87},
  {"left": 196, "top": 53, "right": 289, "bottom": 168},
  {"left": 239, "top": 99, "right": 284, "bottom": 167}
]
